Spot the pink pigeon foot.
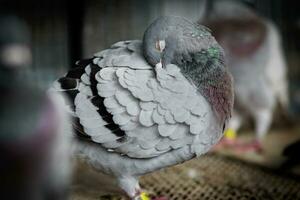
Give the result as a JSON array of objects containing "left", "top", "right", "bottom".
[
  {"left": 234, "top": 139, "right": 263, "bottom": 153},
  {"left": 211, "top": 137, "right": 244, "bottom": 151}
]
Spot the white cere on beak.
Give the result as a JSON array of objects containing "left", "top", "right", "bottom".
[
  {"left": 155, "top": 40, "right": 166, "bottom": 52},
  {"left": 154, "top": 40, "right": 165, "bottom": 68},
  {"left": 158, "top": 40, "right": 166, "bottom": 52},
  {"left": 159, "top": 40, "right": 166, "bottom": 52}
]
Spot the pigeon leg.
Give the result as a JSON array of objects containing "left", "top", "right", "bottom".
[
  {"left": 117, "top": 176, "right": 144, "bottom": 200},
  {"left": 254, "top": 109, "right": 272, "bottom": 140},
  {"left": 117, "top": 176, "right": 168, "bottom": 200},
  {"left": 236, "top": 109, "right": 272, "bottom": 153},
  {"left": 250, "top": 109, "right": 272, "bottom": 152}
]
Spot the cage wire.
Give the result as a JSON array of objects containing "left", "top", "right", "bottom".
[{"left": 72, "top": 154, "right": 300, "bottom": 200}]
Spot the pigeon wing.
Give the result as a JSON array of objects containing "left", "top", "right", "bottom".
[{"left": 54, "top": 40, "right": 219, "bottom": 159}]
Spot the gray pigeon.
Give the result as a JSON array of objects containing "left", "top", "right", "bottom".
[
  {"left": 201, "top": 0, "right": 288, "bottom": 152},
  {"left": 51, "top": 16, "right": 233, "bottom": 199},
  {"left": 0, "top": 15, "right": 72, "bottom": 200}
]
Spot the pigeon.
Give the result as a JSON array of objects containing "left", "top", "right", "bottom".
[
  {"left": 0, "top": 14, "right": 72, "bottom": 200},
  {"left": 51, "top": 16, "right": 233, "bottom": 200},
  {"left": 201, "top": 0, "right": 289, "bottom": 152}
]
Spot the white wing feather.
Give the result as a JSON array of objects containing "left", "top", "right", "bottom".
[{"left": 74, "top": 40, "right": 221, "bottom": 159}]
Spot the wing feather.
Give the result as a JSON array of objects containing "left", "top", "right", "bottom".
[{"left": 53, "top": 40, "right": 221, "bottom": 159}]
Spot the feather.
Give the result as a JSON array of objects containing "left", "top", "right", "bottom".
[
  {"left": 78, "top": 83, "right": 93, "bottom": 96},
  {"left": 115, "top": 90, "right": 135, "bottom": 106},
  {"left": 152, "top": 108, "right": 165, "bottom": 124},
  {"left": 158, "top": 124, "right": 178, "bottom": 137},
  {"left": 98, "top": 67, "right": 116, "bottom": 81},
  {"left": 139, "top": 137, "right": 161, "bottom": 150},
  {"left": 173, "top": 109, "right": 190, "bottom": 123},
  {"left": 103, "top": 96, "right": 120, "bottom": 109},
  {"left": 113, "top": 53, "right": 151, "bottom": 70},
  {"left": 80, "top": 117, "right": 107, "bottom": 128},
  {"left": 113, "top": 113, "right": 131, "bottom": 126},
  {"left": 80, "top": 73, "right": 91, "bottom": 85},
  {"left": 120, "top": 120, "right": 138, "bottom": 131},
  {"left": 92, "top": 57, "right": 101, "bottom": 65},
  {"left": 171, "top": 136, "right": 193, "bottom": 149},
  {"left": 139, "top": 110, "right": 154, "bottom": 127},
  {"left": 140, "top": 102, "right": 156, "bottom": 111},
  {"left": 97, "top": 84, "right": 116, "bottom": 97},
  {"left": 169, "top": 125, "right": 189, "bottom": 140},
  {"left": 191, "top": 103, "right": 204, "bottom": 116},
  {"left": 107, "top": 107, "right": 126, "bottom": 115},
  {"left": 190, "top": 121, "right": 205, "bottom": 135},
  {"left": 127, "top": 40, "right": 142, "bottom": 52},
  {"left": 92, "top": 133, "right": 119, "bottom": 143},
  {"left": 126, "top": 102, "right": 140, "bottom": 116},
  {"left": 165, "top": 110, "right": 176, "bottom": 124},
  {"left": 155, "top": 138, "right": 171, "bottom": 151},
  {"left": 157, "top": 104, "right": 167, "bottom": 115},
  {"left": 85, "top": 64, "right": 92, "bottom": 74}
]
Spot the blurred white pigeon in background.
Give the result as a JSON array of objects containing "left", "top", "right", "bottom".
[
  {"left": 201, "top": 0, "right": 289, "bottom": 152},
  {"left": 0, "top": 14, "right": 72, "bottom": 200},
  {"left": 51, "top": 16, "right": 234, "bottom": 200}
]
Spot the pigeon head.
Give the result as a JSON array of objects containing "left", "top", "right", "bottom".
[
  {"left": 143, "top": 16, "right": 182, "bottom": 68},
  {"left": 144, "top": 16, "right": 233, "bottom": 126},
  {"left": 143, "top": 16, "right": 216, "bottom": 69}
]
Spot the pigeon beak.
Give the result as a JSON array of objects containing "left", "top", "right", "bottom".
[{"left": 155, "top": 40, "right": 166, "bottom": 68}]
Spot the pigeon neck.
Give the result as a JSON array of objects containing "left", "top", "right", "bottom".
[
  {"left": 199, "top": 68, "right": 233, "bottom": 126},
  {"left": 180, "top": 47, "right": 233, "bottom": 126}
]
